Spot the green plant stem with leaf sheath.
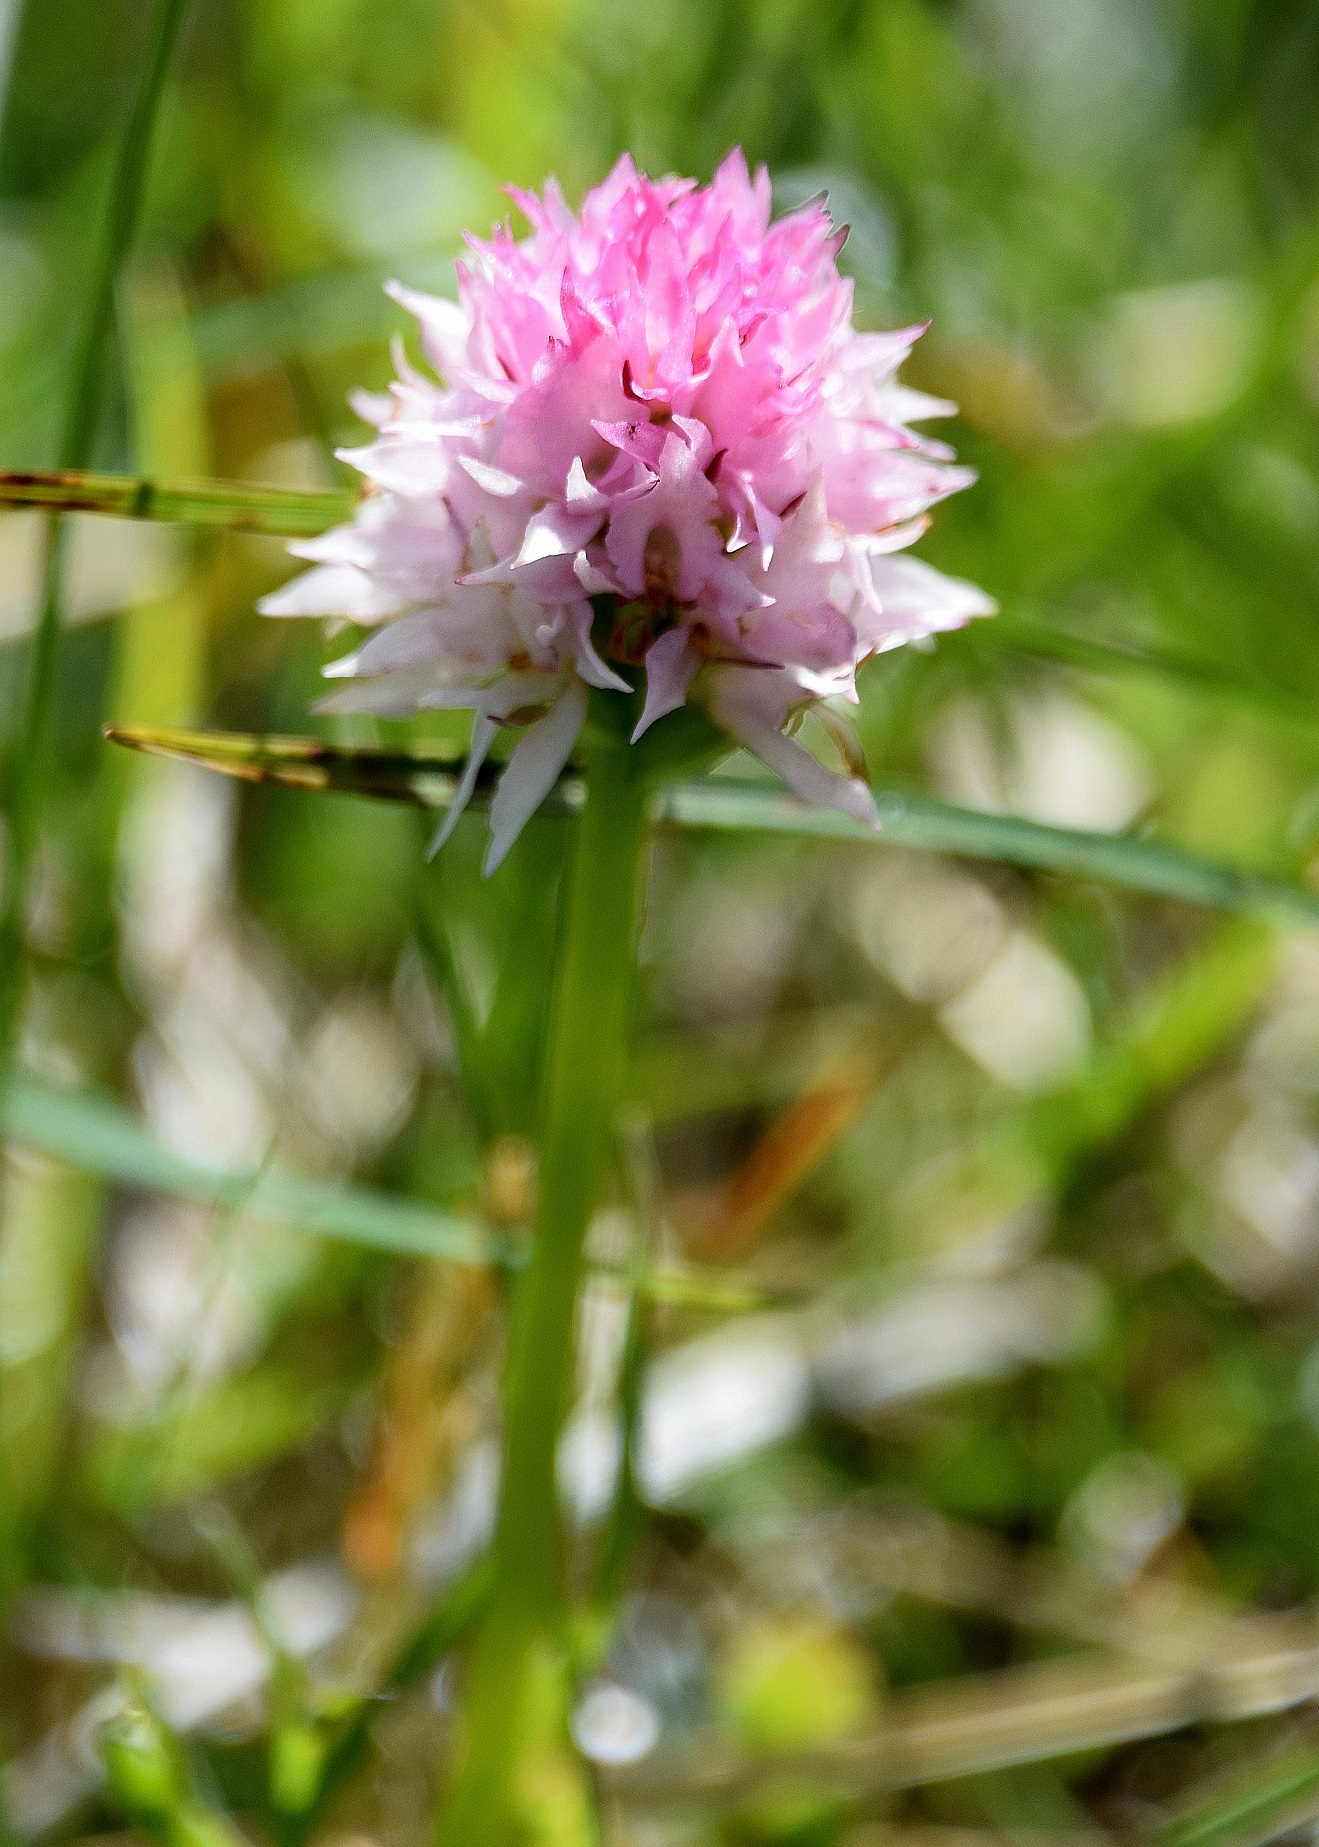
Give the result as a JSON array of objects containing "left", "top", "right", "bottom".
[{"left": 440, "top": 728, "right": 650, "bottom": 1847}]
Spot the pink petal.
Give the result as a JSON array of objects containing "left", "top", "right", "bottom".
[
  {"left": 567, "top": 604, "right": 632, "bottom": 692},
  {"left": 725, "top": 709, "right": 878, "bottom": 827},
  {"left": 385, "top": 281, "right": 471, "bottom": 378},
  {"left": 267, "top": 151, "right": 989, "bottom": 825},
  {"left": 632, "top": 626, "right": 701, "bottom": 739}
]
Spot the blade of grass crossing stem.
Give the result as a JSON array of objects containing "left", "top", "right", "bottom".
[
  {"left": 0, "top": 1074, "right": 507, "bottom": 1264},
  {"left": 104, "top": 725, "right": 1319, "bottom": 931},
  {"left": 0, "top": 467, "right": 352, "bottom": 535},
  {"left": 0, "top": 1073, "right": 772, "bottom": 1312},
  {"left": 656, "top": 780, "right": 1319, "bottom": 930},
  {"left": 0, "top": 0, "right": 189, "bottom": 1064}
]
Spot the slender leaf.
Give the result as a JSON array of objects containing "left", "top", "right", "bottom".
[
  {"left": 106, "top": 721, "right": 590, "bottom": 812},
  {"left": 1160, "top": 1744, "right": 1319, "bottom": 1847},
  {"left": 0, "top": 1076, "right": 769, "bottom": 1312},
  {"left": 105, "top": 724, "right": 1319, "bottom": 930},
  {"left": 420, "top": 808, "right": 573, "bottom": 1140},
  {"left": 0, "top": 1075, "right": 505, "bottom": 1264},
  {"left": 0, "top": 468, "right": 354, "bottom": 536},
  {"left": 658, "top": 780, "right": 1319, "bottom": 930},
  {"left": 100, "top": 1692, "right": 246, "bottom": 1847},
  {"left": 284, "top": 1558, "right": 494, "bottom": 1825}
]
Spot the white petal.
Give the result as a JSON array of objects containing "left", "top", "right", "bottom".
[
  {"left": 322, "top": 606, "right": 453, "bottom": 678},
  {"left": 632, "top": 627, "right": 700, "bottom": 740},
  {"left": 434, "top": 670, "right": 561, "bottom": 716},
  {"left": 565, "top": 455, "right": 605, "bottom": 510},
  {"left": 484, "top": 679, "right": 588, "bottom": 875},
  {"left": 337, "top": 439, "right": 452, "bottom": 496},
  {"left": 347, "top": 387, "right": 394, "bottom": 427},
  {"left": 862, "top": 555, "right": 997, "bottom": 653},
  {"left": 564, "top": 454, "right": 655, "bottom": 513},
  {"left": 258, "top": 564, "right": 402, "bottom": 621},
  {"left": 876, "top": 383, "right": 959, "bottom": 424},
  {"left": 313, "top": 666, "right": 449, "bottom": 716},
  {"left": 847, "top": 518, "right": 931, "bottom": 558},
  {"left": 714, "top": 684, "right": 879, "bottom": 829},
  {"left": 318, "top": 665, "right": 563, "bottom": 721},
  {"left": 427, "top": 714, "right": 497, "bottom": 858}
]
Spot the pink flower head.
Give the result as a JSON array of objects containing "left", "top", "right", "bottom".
[{"left": 261, "top": 150, "right": 993, "bottom": 871}]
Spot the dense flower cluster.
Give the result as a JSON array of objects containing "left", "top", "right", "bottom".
[{"left": 262, "top": 150, "right": 992, "bottom": 870}]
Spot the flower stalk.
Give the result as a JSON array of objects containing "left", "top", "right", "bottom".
[{"left": 440, "top": 720, "right": 651, "bottom": 1846}]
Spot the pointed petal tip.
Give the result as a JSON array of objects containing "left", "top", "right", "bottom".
[{"left": 482, "top": 679, "right": 587, "bottom": 876}]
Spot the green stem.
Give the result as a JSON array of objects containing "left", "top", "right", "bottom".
[
  {"left": 440, "top": 737, "right": 650, "bottom": 1847},
  {"left": 0, "top": 466, "right": 352, "bottom": 535},
  {"left": 591, "top": 1110, "right": 659, "bottom": 1614},
  {"left": 0, "top": 0, "right": 189, "bottom": 1063}
]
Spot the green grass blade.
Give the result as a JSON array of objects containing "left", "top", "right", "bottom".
[
  {"left": 0, "top": 0, "right": 190, "bottom": 1065},
  {"left": 0, "top": 468, "right": 355, "bottom": 535},
  {"left": 100, "top": 1693, "right": 247, "bottom": 1847},
  {"left": 1160, "top": 1746, "right": 1319, "bottom": 1847},
  {"left": 105, "top": 721, "right": 471, "bottom": 805},
  {"left": 0, "top": 1076, "right": 768, "bottom": 1311},
  {"left": 657, "top": 780, "right": 1319, "bottom": 930},
  {"left": 103, "top": 724, "right": 1319, "bottom": 929},
  {"left": 0, "top": 1076, "right": 507, "bottom": 1265}
]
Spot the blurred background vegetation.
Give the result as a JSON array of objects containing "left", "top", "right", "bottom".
[{"left": 10, "top": 0, "right": 1319, "bottom": 1842}]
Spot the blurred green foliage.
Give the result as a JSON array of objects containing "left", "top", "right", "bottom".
[{"left": 7, "top": 1, "right": 1319, "bottom": 1844}]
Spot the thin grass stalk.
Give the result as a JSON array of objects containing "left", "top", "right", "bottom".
[
  {"left": 0, "top": 466, "right": 352, "bottom": 535},
  {"left": 101, "top": 722, "right": 1319, "bottom": 931},
  {"left": 0, "top": 0, "right": 189, "bottom": 1060},
  {"left": 1160, "top": 1746, "right": 1319, "bottom": 1847},
  {"left": 439, "top": 737, "right": 650, "bottom": 1847}
]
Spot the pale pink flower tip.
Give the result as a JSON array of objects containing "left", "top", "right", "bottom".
[{"left": 261, "top": 149, "right": 993, "bottom": 871}]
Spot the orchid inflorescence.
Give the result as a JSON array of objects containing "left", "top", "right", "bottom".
[{"left": 262, "top": 149, "right": 992, "bottom": 871}]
